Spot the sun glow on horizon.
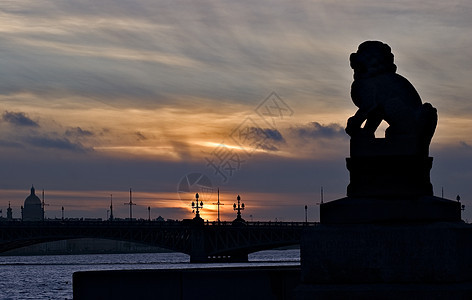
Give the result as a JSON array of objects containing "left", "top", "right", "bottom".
[
  {"left": 93, "top": 146, "right": 182, "bottom": 160},
  {"left": 0, "top": 187, "right": 324, "bottom": 222}
]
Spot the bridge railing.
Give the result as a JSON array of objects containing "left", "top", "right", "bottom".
[
  {"left": 0, "top": 219, "right": 318, "bottom": 228},
  {"left": 0, "top": 220, "right": 184, "bottom": 228},
  {"left": 204, "top": 221, "right": 318, "bottom": 227}
]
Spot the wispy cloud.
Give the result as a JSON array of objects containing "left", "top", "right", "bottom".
[
  {"left": 25, "top": 136, "right": 88, "bottom": 152},
  {"left": 1, "top": 0, "right": 471, "bottom": 116}
]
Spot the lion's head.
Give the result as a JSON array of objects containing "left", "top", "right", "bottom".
[{"left": 350, "top": 41, "right": 397, "bottom": 79}]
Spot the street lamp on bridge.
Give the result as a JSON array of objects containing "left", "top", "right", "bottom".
[
  {"left": 212, "top": 188, "right": 224, "bottom": 224},
  {"left": 233, "top": 195, "right": 245, "bottom": 223},
  {"left": 305, "top": 205, "right": 308, "bottom": 223},
  {"left": 192, "top": 193, "right": 203, "bottom": 220},
  {"left": 124, "top": 188, "right": 136, "bottom": 220}
]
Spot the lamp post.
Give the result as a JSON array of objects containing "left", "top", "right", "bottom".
[
  {"left": 233, "top": 195, "right": 245, "bottom": 223},
  {"left": 124, "top": 188, "right": 136, "bottom": 221},
  {"left": 148, "top": 206, "right": 151, "bottom": 221},
  {"left": 192, "top": 193, "right": 203, "bottom": 219},
  {"left": 212, "top": 188, "right": 224, "bottom": 224},
  {"left": 305, "top": 205, "right": 307, "bottom": 223},
  {"left": 109, "top": 194, "right": 114, "bottom": 221}
]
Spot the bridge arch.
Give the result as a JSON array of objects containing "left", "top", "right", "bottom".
[
  {"left": 0, "top": 220, "right": 315, "bottom": 262},
  {"left": 0, "top": 236, "right": 180, "bottom": 255}
]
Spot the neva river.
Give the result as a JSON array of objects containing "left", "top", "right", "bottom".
[{"left": 0, "top": 249, "right": 300, "bottom": 299}]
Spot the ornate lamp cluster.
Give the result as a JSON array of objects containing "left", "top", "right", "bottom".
[
  {"left": 233, "top": 195, "right": 245, "bottom": 222},
  {"left": 192, "top": 193, "right": 204, "bottom": 219},
  {"left": 190, "top": 192, "right": 247, "bottom": 223}
]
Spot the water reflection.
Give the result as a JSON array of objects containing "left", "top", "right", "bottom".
[{"left": 0, "top": 249, "right": 299, "bottom": 299}]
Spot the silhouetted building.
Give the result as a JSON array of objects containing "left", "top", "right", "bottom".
[
  {"left": 23, "top": 186, "right": 43, "bottom": 221},
  {"left": 6, "top": 202, "right": 13, "bottom": 220}
]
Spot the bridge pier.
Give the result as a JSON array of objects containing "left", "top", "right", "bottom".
[
  {"left": 228, "top": 252, "right": 248, "bottom": 262},
  {"left": 191, "top": 253, "right": 249, "bottom": 263},
  {"left": 189, "top": 228, "right": 207, "bottom": 263},
  {"left": 204, "top": 252, "right": 248, "bottom": 263},
  {"left": 189, "top": 226, "right": 250, "bottom": 263}
]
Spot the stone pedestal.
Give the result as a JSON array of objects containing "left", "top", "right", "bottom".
[
  {"left": 320, "top": 138, "right": 461, "bottom": 224},
  {"left": 301, "top": 223, "right": 472, "bottom": 284},
  {"left": 297, "top": 136, "right": 467, "bottom": 298},
  {"left": 347, "top": 155, "right": 433, "bottom": 197},
  {"left": 293, "top": 282, "right": 472, "bottom": 299},
  {"left": 347, "top": 137, "right": 434, "bottom": 198},
  {"left": 321, "top": 196, "right": 461, "bottom": 224},
  {"left": 296, "top": 223, "right": 472, "bottom": 298}
]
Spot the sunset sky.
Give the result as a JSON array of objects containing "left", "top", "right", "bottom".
[{"left": 1, "top": 0, "right": 472, "bottom": 222}]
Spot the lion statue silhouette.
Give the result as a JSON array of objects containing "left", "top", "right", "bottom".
[{"left": 346, "top": 41, "right": 437, "bottom": 155}]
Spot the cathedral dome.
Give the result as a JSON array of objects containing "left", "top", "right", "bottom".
[
  {"left": 23, "top": 185, "right": 43, "bottom": 221},
  {"left": 24, "top": 186, "right": 41, "bottom": 206}
]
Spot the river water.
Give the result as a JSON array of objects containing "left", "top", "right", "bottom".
[{"left": 0, "top": 249, "right": 300, "bottom": 299}]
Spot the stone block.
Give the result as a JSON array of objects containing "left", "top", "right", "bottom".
[
  {"left": 320, "top": 196, "right": 461, "bottom": 224},
  {"left": 293, "top": 282, "right": 472, "bottom": 299},
  {"left": 73, "top": 266, "right": 300, "bottom": 300},
  {"left": 301, "top": 223, "right": 472, "bottom": 284},
  {"left": 346, "top": 156, "right": 433, "bottom": 197}
]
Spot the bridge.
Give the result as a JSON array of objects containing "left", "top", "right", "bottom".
[{"left": 0, "top": 220, "right": 316, "bottom": 262}]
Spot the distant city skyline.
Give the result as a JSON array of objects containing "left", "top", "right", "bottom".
[{"left": 1, "top": 1, "right": 472, "bottom": 222}]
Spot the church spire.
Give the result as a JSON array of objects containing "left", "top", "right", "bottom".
[
  {"left": 7, "top": 201, "right": 12, "bottom": 220},
  {"left": 109, "top": 194, "right": 114, "bottom": 221}
]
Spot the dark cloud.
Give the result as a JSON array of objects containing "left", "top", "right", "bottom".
[
  {"left": 65, "top": 127, "right": 94, "bottom": 137},
  {"left": 2, "top": 111, "right": 39, "bottom": 127},
  {"left": 238, "top": 127, "right": 285, "bottom": 143},
  {"left": 459, "top": 141, "right": 472, "bottom": 150},
  {"left": 230, "top": 126, "right": 285, "bottom": 152},
  {"left": 135, "top": 131, "right": 147, "bottom": 141},
  {"left": 263, "top": 128, "right": 285, "bottom": 142},
  {"left": 0, "top": 140, "right": 24, "bottom": 148},
  {"left": 293, "top": 122, "right": 347, "bottom": 140},
  {"left": 245, "top": 127, "right": 285, "bottom": 152},
  {"left": 25, "top": 136, "right": 87, "bottom": 152}
]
